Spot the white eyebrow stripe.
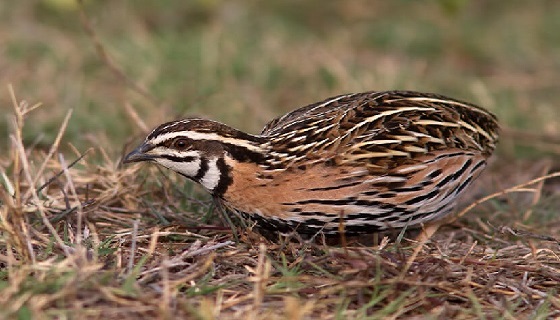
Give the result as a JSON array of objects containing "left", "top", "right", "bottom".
[
  {"left": 152, "top": 149, "right": 200, "bottom": 158},
  {"left": 150, "top": 131, "right": 264, "bottom": 152}
]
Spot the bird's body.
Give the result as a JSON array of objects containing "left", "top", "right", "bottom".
[{"left": 124, "top": 91, "right": 499, "bottom": 235}]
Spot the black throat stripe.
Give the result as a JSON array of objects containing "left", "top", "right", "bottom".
[
  {"left": 194, "top": 158, "right": 209, "bottom": 181},
  {"left": 213, "top": 157, "right": 233, "bottom": 197}
]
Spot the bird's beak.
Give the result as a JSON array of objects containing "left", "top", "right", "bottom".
[{"left": 123, "top": 143, "right": 156, "bottom": 163}]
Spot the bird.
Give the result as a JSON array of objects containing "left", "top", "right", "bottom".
[{"left": 123, "top": 90, "right": 499, "bottom": 236}]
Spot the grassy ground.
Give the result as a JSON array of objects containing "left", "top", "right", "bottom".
[{"left": 1, "top": 0, "right": 560, "bottom": 318}]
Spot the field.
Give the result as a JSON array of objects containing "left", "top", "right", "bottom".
[{"left": 1, "top": 1, "right": 560, "bottom": 318}]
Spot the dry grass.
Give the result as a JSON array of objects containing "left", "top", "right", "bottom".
[
  {"left": 1, "top": 1, "right": 560, "bottom": 319},
  {"left": 2, "top": 66, "right": 560, "bottom": 320}
]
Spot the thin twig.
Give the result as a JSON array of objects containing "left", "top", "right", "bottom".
[
  {"left": 11, "top": 135, "right": 70, "bottom": 258},
  {"left": 183, "top": 241, "right": 234, "bottom": 257},
  {"left": 58, "top": 153, "right": 84, "bottom": 245},
  {"left": 453, "top": 171, "right": 560, "bottom": 221},
  {"left": 24, "top": 109, "right": 73, "bottom": 202},
  {"left": 160, "top": 254, "right": 171, "bottom": 318},
  {"left": 76, "top": 0, "right": 159, "bottom": 106},
  {"left": 128, "top": 219, "right": 140, "bottom": 272},
  {"left": 492, "top": 224, "right": 560, "bottom": 244},
  {"left": 124, "top": 101, "right": 149, "bottom": 133},
  {"left": 8, "top": 85, "right": 22, "bottom": 207},
  {"left": 522, "top": 162, "right": 551, "bottom": 221},
  {"left": 399, "top": 223, "right": 440, "bottom": 280},
  {"left": 36, "top": 150, "right": 91, "bottom": 194}
]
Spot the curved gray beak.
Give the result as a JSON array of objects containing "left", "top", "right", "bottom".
[{"left": 123, "top": 143, "right": 156, "bottom": 163}]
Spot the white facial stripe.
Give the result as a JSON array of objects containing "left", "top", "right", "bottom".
[
  {"left": 200, "top": 157, "right": 221, "bottom": 191},
  {"left": 157, "top": 157, "right": 201, "bottom": 177},
  {"left": 152, "top": 149, "right": 200, "bottom": 158},
  {"left": 150, "top": 131, "right": 263, "bottom": 152}
]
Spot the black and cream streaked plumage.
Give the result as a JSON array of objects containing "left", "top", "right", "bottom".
[{"left": 123, "top": 90, "right": 499, "bottom": 235}]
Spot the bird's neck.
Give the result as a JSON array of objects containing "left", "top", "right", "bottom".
[{"left": 192, "top": 125, "right": 271, "bottom": 197}]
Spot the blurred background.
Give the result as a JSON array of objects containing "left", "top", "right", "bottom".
[{"left": 1, "top": 0, "right": 559, "bottom": 160}]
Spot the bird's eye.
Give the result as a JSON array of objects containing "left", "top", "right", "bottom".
[{"left": 173, "top": 138, "right": 189, "bottom": 150}]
